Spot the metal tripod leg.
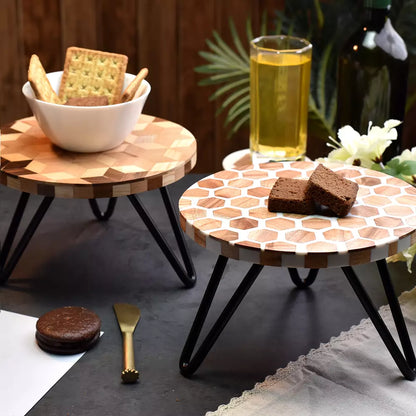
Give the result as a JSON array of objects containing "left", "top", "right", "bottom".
[
  {"left": 288, "top": 268, "right": 319, "bottom": 289},
  {"left": 342, "top": 261, "right": 416, "bottom": 380},
  {"left": 89, "top": 198, "right": 117, "bottom": 221},
  {"left": 180, "top": 255, "right": 264, "bottom": 376},
  {"left": 0, "top": 193, "right": 54, "bottom": 284},
  {"left": 159, "top": 187, "right": 196, "bottom": 287},
  {"left": 127, "top": 187, "right": 197, "bottom": 288}
]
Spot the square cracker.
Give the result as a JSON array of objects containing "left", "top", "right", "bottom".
[
  {"left": 28, "top": 54, "right": 62, "bottom": 104},
  {"left": 58, "top": 47, "right": 128, "bottom": 105}
]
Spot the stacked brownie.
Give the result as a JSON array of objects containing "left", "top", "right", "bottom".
[{"left": 268, "top": 164, "right": 359, "bottom": 217}]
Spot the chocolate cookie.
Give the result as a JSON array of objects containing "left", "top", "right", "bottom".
[{"left": 36, "top": 306, "right": 101, "bottom": 355}]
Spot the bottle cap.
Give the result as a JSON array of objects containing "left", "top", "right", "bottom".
[{"left": 364, "top": 0, "right": 391, "bottom": 8}]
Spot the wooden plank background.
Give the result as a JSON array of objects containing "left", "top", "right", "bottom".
[
  {"left": 1, "top": 0, "right": 413, "bottom": 173},
  {"left": 0, "top": 0, "right": 284, "bottom": 173}
]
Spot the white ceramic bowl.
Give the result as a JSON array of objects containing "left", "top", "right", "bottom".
[{"left": 22, "top": 71, "right": 151, "bottom": 153}]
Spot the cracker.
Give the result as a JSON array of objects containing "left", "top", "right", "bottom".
[
  {"left": 58, "top": 47, "right": 128, "bottom": 105},
  {"left": 121, "top": 67, "right": 149, "bottom": 103},
  {"left": 28, "top": 54, "right": 62, "bottom": 104}
]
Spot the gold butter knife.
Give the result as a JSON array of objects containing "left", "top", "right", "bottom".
[{"left": 113, "top": 303, "right": 141, "bottom": 383}]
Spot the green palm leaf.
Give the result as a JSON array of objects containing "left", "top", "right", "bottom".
[
  {"left": 225, "top": 104, "right": 250, "bottom": 128},
  {"left": 216, "top": 86, "right": 250, "bottom": 116},
  {"left": 229, "top": 18, "right": 250, "bottom": 61},
  {"left": 229, "top": 113, "right": 250, "bottom": 138},
  {"left": 194, "top": 18, "right": 251, "bottom": 136},
  {"left": 208, "top": 78, "right": 249, "bottom": 101}
]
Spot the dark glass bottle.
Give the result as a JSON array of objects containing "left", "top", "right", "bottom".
[{"left": 336, "top": 0, "right": 409, "bottom": 161}]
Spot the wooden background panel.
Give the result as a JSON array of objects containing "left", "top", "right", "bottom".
[
  {"left": 20, "top": 0, "right": 62, "bottom": 70},
  {"left": 0, "top": 0, "right": 26, "bottom": 126},
  {"left": 0, "top": 0, "right": 283, "bottom": 173},
  {"left": 138, "top": 0, "right": 178, "bottom": 123},
  {"left": 99, "top": 0, "right": 139, "bottom": 73},
  {"left": 178, "top": 1, "right": 217, "bottom": 172},
  {"left": 60, "top": 0, "right": 99, "bottom": 50}
]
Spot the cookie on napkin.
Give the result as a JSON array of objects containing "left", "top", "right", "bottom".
[{"left": 36, "top": 306, "right": 101, "bottom": 355}]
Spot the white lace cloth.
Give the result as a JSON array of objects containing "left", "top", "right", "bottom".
[{"left": 207, "top": 288, "right": 416, "bottom": 416}]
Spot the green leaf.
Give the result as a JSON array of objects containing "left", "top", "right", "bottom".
[
  {"left": 225, "top": 101, "right": 250, "bottom": 126},
  {"left": 313, "top": 0, "right": 324, "bottom": 31},
  {"left": 220, "top": 85, "right": 250, "bottom": 108},
  {"left": 198, "top": 50, "right": 237, "bottom": 67},
  {"left": 316, "top": 42, "right": 333, "bottom": 116},
  {"left": 275, "top": 14, "right": 283, "bottom": 35},
  {"left": 215, "top": 86, "right": 250, "bottom": 116},
  {"left": 198, "top": 72, "right": 247, "bottom": 86},
  {"left": 227, "top": 95, "right": 250, "bottom": 117},
  {"left": 246, "top": 17, "right": 254, "bottom": 44},
  {"left": 212, "top": 31, "right": 248, "bottom": 68},
  {"left": 195, "top": 63, "right": 243, "bottom": 73},
  {"left": 229, "top": 18, "right": 249, "bottom": 61},
  {"left": 205, "top": 38, "right": 248, "bottom": 71},
  {"left": 327, "top": 91, "right": 337, "bottom": 128},
  {"left": 385, "top": 159, "right": 416, "bottom": 176},
  {"left": 308, "top": 95, "right": 336, "bottom": 140},
  {"left": 260, "top": 10, "right": 268, "bottom": 36},
  {"left": 227, "top": 113, "right": 250, "bottom": 138},
  {"left": 208, "top": 78, "right": 249, "bottom": 101}
]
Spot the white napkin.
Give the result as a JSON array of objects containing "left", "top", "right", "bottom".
[{"left": 0, "top": 310, "right": 93, "bottom": 416}]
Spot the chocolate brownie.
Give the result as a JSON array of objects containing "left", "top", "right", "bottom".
[
  {"left": 307, "top": 164, "right": 358, "bottom": 217},
  {"left": 36, "top": 306, "right": 101, "bottom": 355},
  {"left": 65, "top": 96, "right": 109, "bottom": 106},
  {"left": 268, "top": 177, "right": 316, "bottom": 215}
]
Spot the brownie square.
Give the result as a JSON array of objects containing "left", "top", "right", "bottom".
[
  {"left": 307, "top": 164, "right": 358, "bottom": 217},
  {"left": 268, "top": 177, "right": 316, "bottom": 215}
]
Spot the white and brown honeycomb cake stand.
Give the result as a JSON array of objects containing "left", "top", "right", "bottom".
[
  {"left": 179, "top": 161, "right": 416, "bottom": 380},
  {"left": 0, "top": 114, "right": 197, "bottom": 287}
]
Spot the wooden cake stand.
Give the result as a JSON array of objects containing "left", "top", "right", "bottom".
[
  {"left": 178, "top": 161, "right": 416, "bottom": 380},
  {"left": 0, "top": 114, "right": 197, "bottom": 287}
]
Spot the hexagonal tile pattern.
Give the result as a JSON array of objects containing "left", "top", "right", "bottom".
[
  {"left": 179, "top": 161, "right": 416, "bottom": 268},
  {"left": 0, "top": 115, "right": 197, "bottom": 199},
  {"left": 230, "top": 218, "right": 258, "bottom": 230},
  {"left": 214, "top": 188, "right": 241, "bottom": 198},
  {"left": 266, "top": 218, "right": 296, "bottom": 230}
]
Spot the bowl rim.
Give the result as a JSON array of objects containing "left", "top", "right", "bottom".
[{"left": 22, "top": 72, "right": 151, "bottom": 109}]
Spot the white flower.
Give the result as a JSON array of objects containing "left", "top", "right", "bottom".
[
  {"left": 321, "top": 119, "right": 401, "bottom": 168},
  {"left": 387, "top": 244, "right": 416, "bottom": 273},
  {"left": 394, "top": 147, "right": 416, "bottom": 164}
]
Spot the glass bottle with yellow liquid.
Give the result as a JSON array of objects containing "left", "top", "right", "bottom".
[{"left": 250, "top": 36, "right": 312, "bottom": 161}]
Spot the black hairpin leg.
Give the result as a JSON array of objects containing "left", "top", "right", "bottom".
[
  {"left": 159, "top": 187, "right": 196, "bottom": 287},
  {"left": 89, "top": 198, "right": 117, "bottom": 221},
  {"left": 342, "top": 260, "right": 416, "bottom": 380},
  {"left": 0, "top": 193, "right": 54, "bottom": 284},
  {"left": 180, "top": 255, "right": 264, "bottom": 377},
  {"left": 127, "top": 186, "right": 196, "bottom": 288},
  {"left": 288, "top": 268, "right": 319, "bottom": 289}
]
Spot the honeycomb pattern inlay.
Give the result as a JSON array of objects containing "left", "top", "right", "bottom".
[{"left": 179, "top": 161, "right": 416, "bottom": 268}]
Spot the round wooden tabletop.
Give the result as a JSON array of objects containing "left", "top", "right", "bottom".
[
  {"left": 179, "top": 161, "right": 416, "bottom": 268},
  {"left": 0, "top": 115, "right": 197, "bottom": 199}
]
